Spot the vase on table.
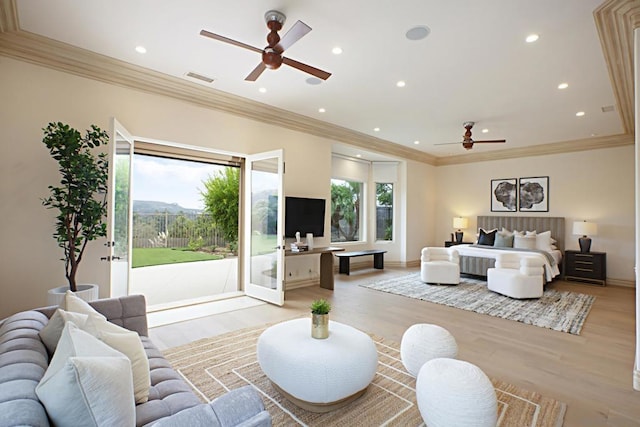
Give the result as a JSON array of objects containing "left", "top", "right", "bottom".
[{"left": 311, "top": 313, "right": 329, "bottom": 339}]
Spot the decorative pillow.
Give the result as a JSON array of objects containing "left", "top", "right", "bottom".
[
  {"left": 525, "top": 230, "right": 537, "bottom": 236},
  {"left": 63, "top": 290, "right": 106, "bottom": 320},
  {"left": 477, "top": 228, "right": 497, "bottom": 246},
  {"left": 513, "top": 235, "right": 536, "bottom": 249},
  {"left": 83, "top": 315, "right": 151, "bottom": 403},
  {"left": 493, "top": 232, "right": 514, "bottom": 248},
  {"left": 535, "top": 230, "right": 553, "bottom": 252},
  {"left": 39, "top": 309, "right": 89, "bottom": 355},
  {"left": 35, "top": 322, "right": 135, "bottom": 427}
]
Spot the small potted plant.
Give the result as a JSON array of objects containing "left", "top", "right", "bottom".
[
  {"left": 42, "top": 122, "right": 109, "bottom": 304},
  {"left": 310, "top": 299, "right": 331, "bottom": 339}
]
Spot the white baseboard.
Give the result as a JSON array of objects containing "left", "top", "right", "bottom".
[
  {"left": 606, "top": 278, "right": 635, "bottom": 288},
  {"left": 634, "top": 368, "right": 640, "bottom": 391},
  {"left": 284, "top": 278, "right": 318, "bottom": 290}
]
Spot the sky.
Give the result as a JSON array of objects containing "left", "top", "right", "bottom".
[{"left": 132, "top": 155, "right": 226, "bottom": 210}]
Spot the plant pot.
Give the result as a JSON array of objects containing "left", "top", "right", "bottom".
[
  {"left": 311, "top": 313, "right": 329, "bottom": 339},
  {"left": 47, "top": 284, "right": 99, "bottom": 306}
]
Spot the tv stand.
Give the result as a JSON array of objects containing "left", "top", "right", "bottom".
[{"left": 284, "top": 246, "right": 344, "bottom": 290}]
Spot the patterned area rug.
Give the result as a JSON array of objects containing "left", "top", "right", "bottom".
[
  {"left": 164, "top": 322, "right": 566, "bottom": 426},
  {"left": 360, "top": 273, "right": 595, "bottom": 335}
]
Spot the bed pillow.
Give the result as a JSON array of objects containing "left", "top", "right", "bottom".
[
  {"left": 35, "top": 322, "right": 135, "bottom": 427},
  {"left": 494, "top": 232, "right": 514, "bottom": 248},
  {"left": 477, "top": 228, "right": 497, "bottom": 246},
  {"left": 535, "top": 230, "right": 553, "bottom": 251},
  {"left": 513, "top": 234, "right": 536, "bottom": 249}
]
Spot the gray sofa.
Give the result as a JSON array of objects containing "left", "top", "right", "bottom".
[{"left": 0, "top": 295, "right": 271, "bottom": 427}]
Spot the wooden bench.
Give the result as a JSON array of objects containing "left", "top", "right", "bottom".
[{"left": 334, "top": 249, "right": 387, "bottom": 275}]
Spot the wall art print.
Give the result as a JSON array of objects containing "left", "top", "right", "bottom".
[
  {"left": 491, "top": 178, "right": 517, "bottom": 212},
  {"left": 519, "top": 176, "right": 549, "bottom": 212}
]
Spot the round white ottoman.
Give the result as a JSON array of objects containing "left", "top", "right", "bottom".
[
  {"left": 416, "top": 358, "right": 497, "bottom": 427},
  {"left": 400, "top": 323, "right": 458, "bottom": 377},
  {"left": 257, "top": 318, "right": 378, "bottom": 412}
]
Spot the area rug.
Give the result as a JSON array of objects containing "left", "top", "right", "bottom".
[
  {"left": 359, "top": 273, "right": 595, "bottom": 335},
  {"left": 164, "top": 322, "right": 566, "bottom": 426}
]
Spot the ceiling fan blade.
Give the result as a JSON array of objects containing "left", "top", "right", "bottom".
[
  {"left": 275, "top": 20, "right": 312, "bottom": 52},
  {"left": 473, "top": 140, "right": 507, "bottom": 143},
  {"left": 245, "top": 63, "right": 267, "bottom": 81},
  {"left": 282, "top": 56, "right": 331, "bottom": 80},
  {"left": 200, "top": 30, "right": 263, "bottom": 54}
]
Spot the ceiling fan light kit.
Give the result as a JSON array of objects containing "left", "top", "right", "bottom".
[{"left": 200, "top": 10, "right": 331, "bottom": 82}]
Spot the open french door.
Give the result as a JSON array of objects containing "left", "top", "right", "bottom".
[
  {"left": 243, "top": 150, "right": 285, "bottom": 306},
  {"left": 106, "top": 118, "right": 134, "bottom": 298}
]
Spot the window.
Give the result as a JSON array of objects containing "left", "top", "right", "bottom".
[
  {"left": 330, "top": 178, "right": 363, "bottom": 242},
  {"left": 376, "top": 183, "right": 393, "bottom": 241}
]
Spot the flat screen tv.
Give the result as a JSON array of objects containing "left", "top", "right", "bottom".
[{"left": 284, "top": 197, "right": 325, "bottom": 238}]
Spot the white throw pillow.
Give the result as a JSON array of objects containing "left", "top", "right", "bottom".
[
  {"left": 63, "top": 290, "right": 106, "bottom": 320},
  {"left": 83, "top": 315, "right": 151, "bottom": 403},
  {"left": 39, "top": 309, "right": 89, "bottom": 354},
  {"left": 513, "top": 235, "right": 536, "bottom": 250},
  {"left": 535, "top": 230, "right": 553, "bottom": 251},
  {"left": 36, "top": 322, "right": 135, "bottom": 427}
]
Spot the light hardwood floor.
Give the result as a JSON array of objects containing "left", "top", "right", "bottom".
[{"left": 149, "top": 267, "right": 640, "bottom": 427}]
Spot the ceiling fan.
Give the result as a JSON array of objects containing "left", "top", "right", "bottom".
[
  {"left": 436, "top": 122, "right": 506, "bottom": 150},
  {"left": 200, "top": 10, "right": 331, "bottom": 82}
]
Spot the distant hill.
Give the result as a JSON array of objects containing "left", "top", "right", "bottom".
[{"left": 133, "top": 200, "right": 202, "bottom": 215}]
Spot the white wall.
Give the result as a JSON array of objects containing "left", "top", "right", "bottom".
[{"left": 435, "top": 147, "right": 636, "bottom": 284}]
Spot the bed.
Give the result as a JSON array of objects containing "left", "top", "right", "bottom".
[{"left": 456, "top": 216, "right": 565, "bottom": 281}]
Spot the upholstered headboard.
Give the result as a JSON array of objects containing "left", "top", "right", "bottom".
[{"left": 477, "top": 216, "right": 565, "bottom": 252}]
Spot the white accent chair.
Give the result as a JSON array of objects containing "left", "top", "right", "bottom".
[
  {"left": 420, "top": 247, "right": 460, "bottom": 285},
  {"left": 487, "top": 253, "right": 544, "bottom": 299}
]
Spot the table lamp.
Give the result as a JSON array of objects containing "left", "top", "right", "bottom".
[
  {"left": 453, "top": 217, "right": 468, "bottom": 243},
  {"left": 572, "top": 220, "right": 598, "bottom": 253}
]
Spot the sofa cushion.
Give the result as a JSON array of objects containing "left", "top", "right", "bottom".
[
  {"left": 136, "top": 337, "right": 200, "bottom": 427},
  {"left": 0, "top": 310, "right": 49, "bottom": 427},
  {"left": 36, "top": 322, "right": 136, "bottom": 427},
  {"left": 84, "top": 315, "right": 151, "bottom": 404}
]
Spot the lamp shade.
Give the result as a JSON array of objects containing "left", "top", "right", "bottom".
[
  {"left": 573, "top": 221, "right": 598, "bottom": 236},
  {"left": 453, "top": 217, "right": 468, "bottom": 230}
]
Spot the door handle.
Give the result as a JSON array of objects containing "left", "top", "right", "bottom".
[{"left": 100, "top": 256, "right": 110, "bottom": 262}]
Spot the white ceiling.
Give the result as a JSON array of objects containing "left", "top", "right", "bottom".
[{"left": 15, "top": 0, "right": 623, "bottom": 160}]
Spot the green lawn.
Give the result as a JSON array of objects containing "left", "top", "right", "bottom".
[{"left": 132, "top": 248, "right": 224, "bottom": 268}]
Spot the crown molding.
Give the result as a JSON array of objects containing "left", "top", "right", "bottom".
[
  {"left": 435, "top": 133, "right": 634, "bottom": 166},
  {"left": 593, "top": 0, "right": 640, "bottom": 135},
  {"left": 0, "top": 0, "right": 636, "bottom": 167},
  {"left": 0, "top": 0, "right": 17, "bottom": 32}
]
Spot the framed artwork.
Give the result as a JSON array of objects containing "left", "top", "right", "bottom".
[
  {"left": 519, "top": 176, "right": 549, "bottom": 212},
  {"left": 491, "top": 178, "right": 517, "bottom": 212}
]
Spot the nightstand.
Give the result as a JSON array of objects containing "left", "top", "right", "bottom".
[
  {"left": 564, "top": 250, "right": 606, "bottom": 286},
  {"left": 444, "top": 241, "right": 473, "bottom": 247}
]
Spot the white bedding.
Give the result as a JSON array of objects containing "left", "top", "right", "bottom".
[{"left": 454, "top": 244, "right": 562, "bottom": 281}]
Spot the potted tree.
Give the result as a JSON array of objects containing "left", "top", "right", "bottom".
[
  {"left": 310, "top": 299, "right": 331, "bottom": 339},
  {"left": 41, "top": 122, "right": 109, "bottom": 304}
]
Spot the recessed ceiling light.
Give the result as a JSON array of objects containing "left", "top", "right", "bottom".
[
  {"left": 135, "top": 45, "right": 147, "bottom": 54},
  {"left": 258, "top": 87, "right": 267, "bottom": 93},
  {"left": 396, "top": 80, "right": 406, "bottom": 88},
  {"left": 481, "top": 128, "right": 489, "bottom": 133},
  {"left": 406, "top": 26, "right": 431, "bottom": 41},
  {"left": 318, "top": 108, "right": 326, "bottom": 113},
  {"left": 306, "top": 77, "right": 322, "bottom": 85},
  {"left": 373, "top": 127, "right": 380, "bottom": 132},
  {"left": 557, "top": 82, "right": 569, "bottom": 89},
  {"left": 356, "top": 154, "right": 362, "bottom": 158},
  {"left": 576, "top": 111, "right": 585, "bottom": 117},
  {"left": 414, "top": 140, "right": 420, "bottom": 145},
  {"left": 525, "top": 34, "right": 539, "bottom": 43},
  {"left": 332, "top": 47, "right": 343, "bottom": 55}
]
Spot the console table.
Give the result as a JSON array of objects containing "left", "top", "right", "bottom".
[{"left": 284, "top": 246, "right": 344, "bottom": 290}]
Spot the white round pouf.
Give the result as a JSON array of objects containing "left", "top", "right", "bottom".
[
  {"left": 416, "top": 358, "right": 497, "bottom": 427},
  {"left": 257, "top": 318, "right": 378, "bottom": 412},
  {"left": 400, "top": 323, "right": 458, "bottom": 377}
]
